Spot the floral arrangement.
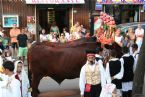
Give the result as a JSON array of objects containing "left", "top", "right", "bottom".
[
  {"left": 98, "top": 12, "right": 116, "bottom": 44},
  {"left": 100, "top": 12, "right": 116, "bottom": 26}
]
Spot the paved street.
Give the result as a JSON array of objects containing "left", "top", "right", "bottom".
[
  {"left": 38, "top": 77, "right": 80, "bottom": 97},
  {"left": 39, "top": 77, "right": 79, "bottom": 92},
  {"left": 38, "top": 77, "right": 145, "bottom": 97}
]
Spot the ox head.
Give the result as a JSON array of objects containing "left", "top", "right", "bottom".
[{"left": 104, "top": 42, "right": 123, "bottom": 58}]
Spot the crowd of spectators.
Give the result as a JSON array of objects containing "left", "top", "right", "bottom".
[{"left": 40, "top": 22, "right": 89, "bottom": 43}]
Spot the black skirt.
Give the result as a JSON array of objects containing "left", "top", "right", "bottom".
[{"left": 84, "top": 84, "right": 101, "bottom": 97}]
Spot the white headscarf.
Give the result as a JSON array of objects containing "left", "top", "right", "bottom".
[
  {"left": 5, "top": 57, "right": 15, "bottom": 62},
  {"left": 14, "top": 60, "right": 31, "bottom": 97}
]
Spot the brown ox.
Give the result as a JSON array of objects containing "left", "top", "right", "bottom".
[{"left": 28, "top": 37, "right": 99, "bottom": 97}]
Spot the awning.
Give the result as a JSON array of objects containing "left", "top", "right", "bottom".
[{"left": 25, "top": 0, "right": 85, "bottom": 4}]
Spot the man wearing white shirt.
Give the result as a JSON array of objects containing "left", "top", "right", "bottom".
[
  {"left": 135, "top": 23, "right": 144, "bottom": 52},
  {"left": 106, "top": 49, "right": 124, "bottom": 97},
  {"left": 79, "top": 50, "right": 106, "bottom": 97},
  {"left": 2, "top": 61, "right": 21, "bottom": 97},
  {"left": 120, "top": 47, "right": 134, "bottom": 97}
]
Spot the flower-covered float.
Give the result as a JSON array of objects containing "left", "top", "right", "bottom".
[{"left": 94, "top": 12, "right": 116, "bottom": 45}]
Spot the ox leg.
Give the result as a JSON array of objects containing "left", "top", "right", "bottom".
[
  {"left": 32, "top": 73, "right": 42, "bottom": 97},
  {"left": 28, "top": 70, "right": 32, "bottom": 87}
]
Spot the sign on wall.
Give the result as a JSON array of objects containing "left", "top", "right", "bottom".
[
  {"left": 96, "top": 0, "right": 145, "bottom": 4},
  {"left": 2, "top": 15, "right": 19, "bottom": 28},
  {"left": 25, "top": 0, "right": 85, "bottom": 4}
]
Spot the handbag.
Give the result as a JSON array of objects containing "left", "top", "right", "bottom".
[{"left": 85, "top": 84, "right": 91, "bottom": 92}]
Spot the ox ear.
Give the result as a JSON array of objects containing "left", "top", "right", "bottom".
[{"left": 104, "top": 44, "right": 112, "bottom": 49}]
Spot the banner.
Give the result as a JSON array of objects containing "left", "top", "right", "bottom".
[
  {"left": 25, "top": 0, "right": 85, "bottom": 4},
  {"left": 96, "top": 0, "right": 145, "bottom": 4}
]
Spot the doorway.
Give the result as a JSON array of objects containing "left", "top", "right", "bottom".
[{"left": 39, "top": 8, "right": 69, "bottom": 34}]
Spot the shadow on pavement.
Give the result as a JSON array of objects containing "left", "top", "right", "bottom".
[{"left": 38, "top": 89, "right": 80, "bottom": 97}]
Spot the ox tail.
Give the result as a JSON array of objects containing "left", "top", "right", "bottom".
[{"left": 27, "top": 49, "right": 32, "bottom": 87}]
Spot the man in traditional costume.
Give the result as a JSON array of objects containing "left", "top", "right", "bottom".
[
  {"left": 79, "top": 50, "right": 106, "bottom": 97},
  {"left": 106, "top": 50, "right": 124, "bottom": 97},
  {"left": 121, "top": 47, "right": 134, "bottom": 97},
  {"left": 2, "top": 61, "right": 21, "bottom": 97},
  {"left": 95, "top": 47, "right": 103, "bottom": 62},
  {"left": 14, "top": 60, "right": 31, "bottom": 97},
  {"left": 95, "top": 47, "right": 117, "bottom": 97},
  {"left": 0, "top": 70, "right": 8, "bottom": 97}
]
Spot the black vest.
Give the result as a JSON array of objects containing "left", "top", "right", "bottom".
[
  {"left": 96, "top": 56, "right": 105, "bottom": 67},
  {"left": 122, "top": 55, "right": 134, "bottom": 82},
  {"left": 95, "top": 57, "right": 103, "bottom": 62},
  {"left": 109, "top": 60, "right": 122, "bottom": 89}
]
